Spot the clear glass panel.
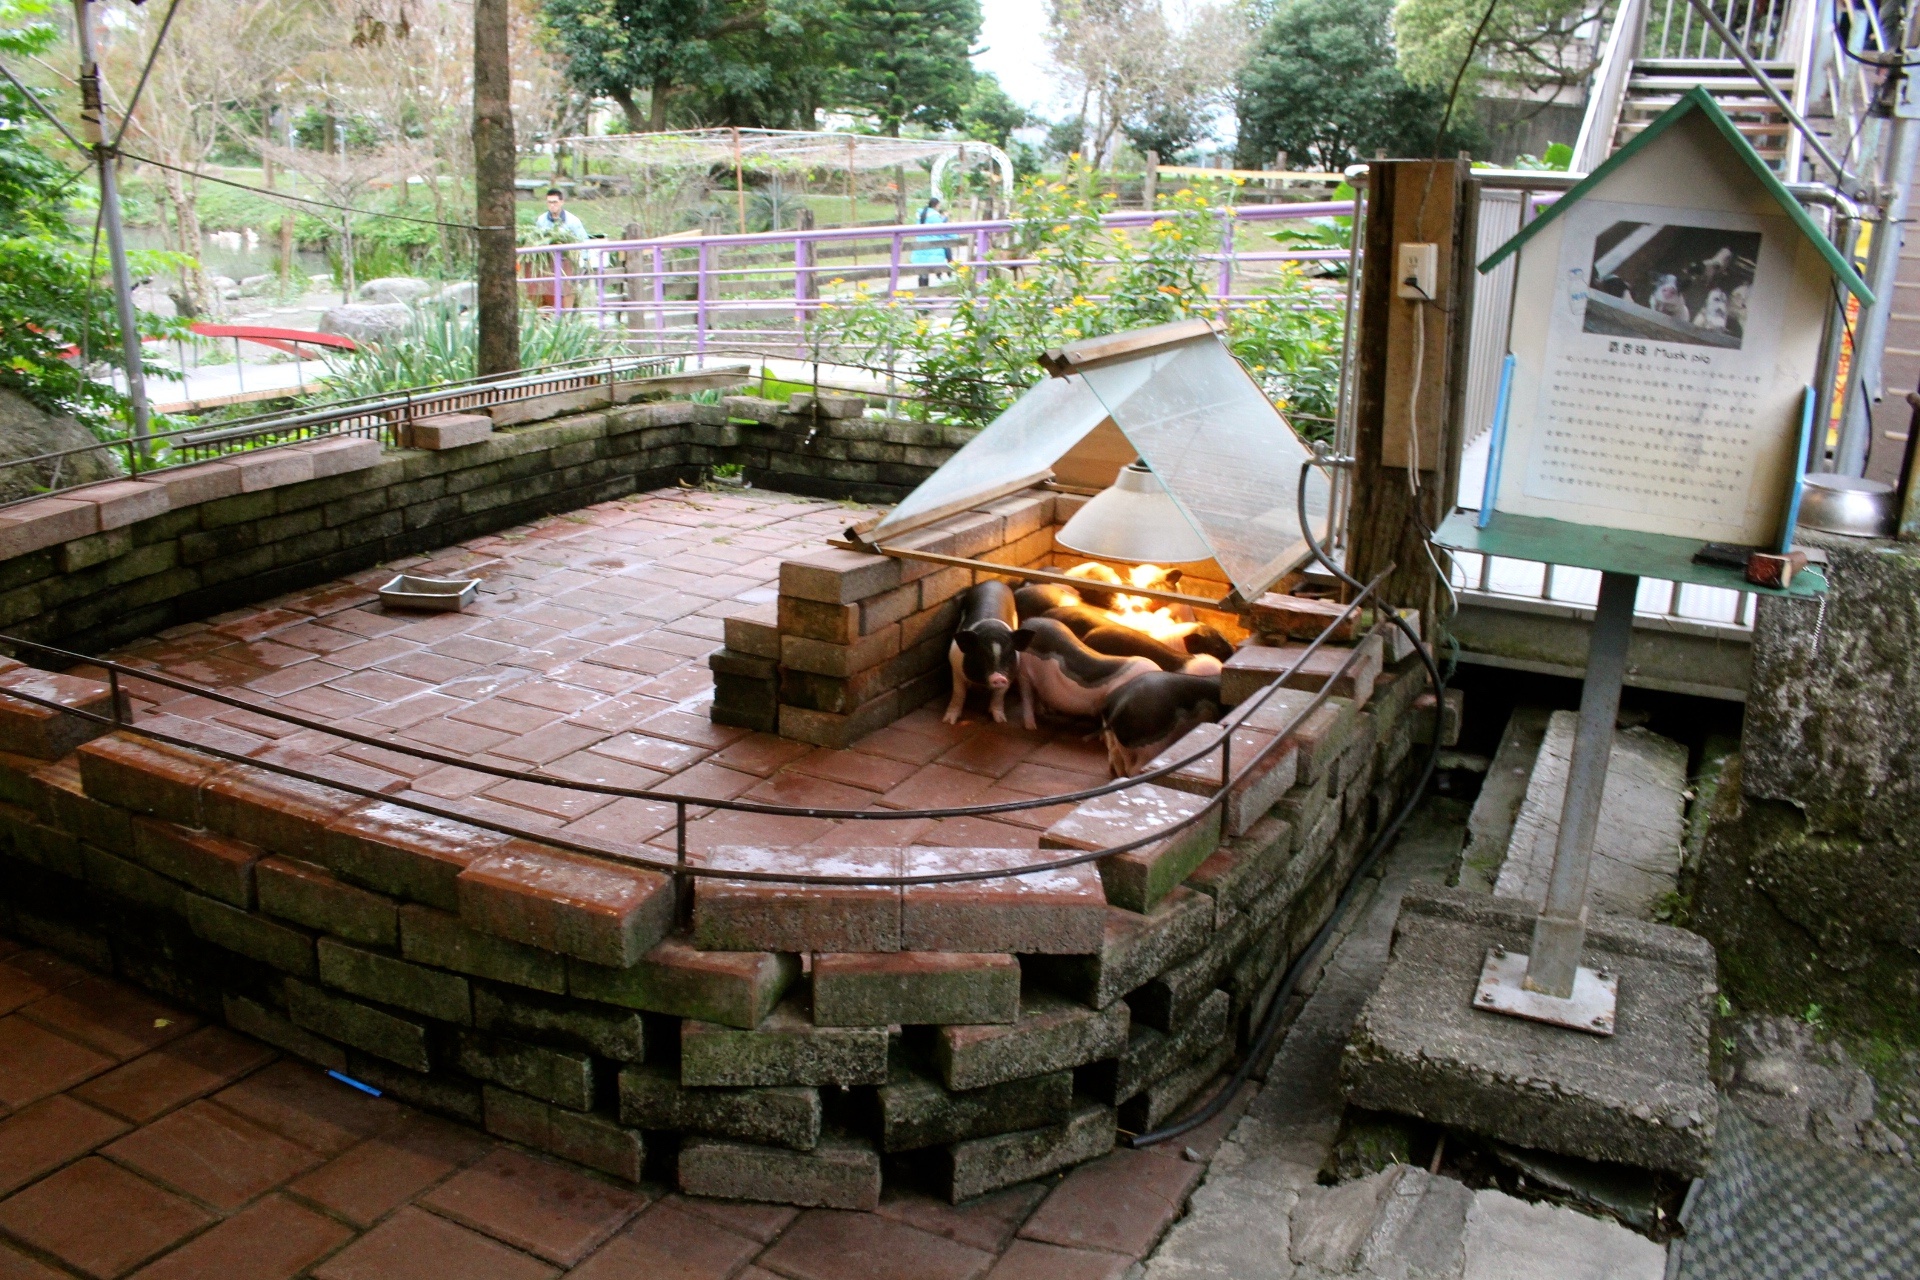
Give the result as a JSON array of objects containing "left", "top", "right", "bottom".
[
  {"left": 1548, "top": 565, "right": 1602, "bottom": 606},
  {"left": 1075, "top": 336, "right": 1328, "bottom": 599},
  {"left": 870, "top": 374, "right": 1109, "bottom": 539},
  {"left": 1486, "top": 555, "right": 1546, "bottom": 597}
]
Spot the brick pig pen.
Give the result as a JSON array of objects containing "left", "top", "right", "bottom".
[{"left": 0, "top": 425, "right": 1448, "bottom": 1212}]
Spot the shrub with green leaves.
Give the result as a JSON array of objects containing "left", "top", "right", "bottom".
[
  {"left": 311, "top": 305, "right": 618, "bottom": 401},
  {"left": 813, "top": 168, "right": 1345, "bottom": 438}
]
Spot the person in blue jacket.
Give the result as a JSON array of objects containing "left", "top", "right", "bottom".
[{"left": 911, "top": 196, "right": 951, "bottom": 288}]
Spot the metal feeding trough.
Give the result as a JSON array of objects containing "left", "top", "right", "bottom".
[{"left": 377, "top": 574, "right": 479, "bottom": 612}]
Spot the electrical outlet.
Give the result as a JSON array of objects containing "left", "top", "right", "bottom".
[{"left": 1397, "top": 242, "right": 1438, "bottom": 299}]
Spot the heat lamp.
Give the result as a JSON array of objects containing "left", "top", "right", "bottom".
[{"left": 1055, "top": 461, "right": 1213, "bottom": 565}]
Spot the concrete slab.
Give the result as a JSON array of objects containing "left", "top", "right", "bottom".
[
  {"left": 1461, "top": 1188, "right": 1665, "bottom": 1280},
  {"left": 1494, "top": 713, "right": 1686, "bottom": 919},
  {"left": 1457, "top": 707, "right": 1549, "bottom": 893},
  {"left": 1340, "top": 887, "right": 1718, "bottom": 1176}
]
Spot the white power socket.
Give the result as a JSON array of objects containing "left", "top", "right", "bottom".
[{"left": 1396, "top": 242, "right": 1438, "bottom": 299}]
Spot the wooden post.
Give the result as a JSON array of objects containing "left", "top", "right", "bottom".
[
  {"left": 1345, "top": 159, "right": 1476, "bottom": 612},
  {"left": 1144, "top": 150, "right": 1158, "bottom": 210},
  {"left": 473, "top": 0, "right": 519, "bottom": 376}
]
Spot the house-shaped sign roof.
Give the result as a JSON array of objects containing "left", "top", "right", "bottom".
[
  {"left": 1479, "top": 86, "right": 1872, "bottom": 303},
  {"left": 869, "top": 318, "right": 1330, "bottom": 600}
]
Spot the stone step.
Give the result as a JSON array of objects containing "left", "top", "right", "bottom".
[
  {"left": 1456, "top": 706, "right": 1551, "bottom": 893},
  {"left": 1491, "top": 710, "right": 1688, "bottom": 921}
]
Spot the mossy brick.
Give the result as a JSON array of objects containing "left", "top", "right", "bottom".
[
  {"left": 722, "top": 603, "right": 781, "bottom": 659},
  {"left": 708, "top": 649, "right": 777, "bottom": 682},
  {"left": 0, "top": 584, "right": 44, "bottom": 629},
  {"left": 482, "top": 1088, "right": 643, "bottom": 1182},
  {"left": 321, "top": 802, "right": 516, "bottom": 910},
  {"left": 101, "top": 541, "right": 180, "bottom": 588},
  {"left": 778, "top": 664, "right": 895, "bottom": 716},
  {"left": 195, "top": 545, "right": 277, "bottom": 588},
  {"left": 1287, "top": 698, "right": 1357, "bottom": 786},
  {"left": 1151, "top": 720, "right": 1298, "bottom": 839},
  {"left": 0, "top": 549, "right": 54, "bottom": 595},
  {"left": 183, "top": 894, "right": 316, "bottom": 976},
  {"left": 77, "top": 734, "right": 221, "bottom": 825},
  {"left": 81, "top": 845, "right": 184, "bottom": 913},
  {"left": 779, "top": 623, "right": 901, "bottom": 680},
  {"left": 619, "top": 1062, "right": 820, "bottom": 1150},
  {"left": 1000, "top": 528, "right": 1057, "bottom": 569},
  {"left": 454, "top": 1030, "right": 594, "bottom": 1109},
  {"left": 1185, "top": 814, "right": 1293, "bottom": 929},
  {"left": 780, "top": 547, "right": 902, "bottom": 604},
  {"left": 30, "top": 759, "right": 132, "bottom": 851},
  {"left": 128, "top": 818, "right": 261, "bottom": 906},
  {"left": 1326, "top": 713, "right": 1379, "bottom": 797},
  {"left": 317, "top": 937, "right": 471, "bottom": 1023},
  {"left": 878, "top": 1064, "right": 1074, "bottom": 1154},
  {"left": 472, "top": 984, "right": 644, "bottom": 1062},
  {"left": 1042, "top": 784, "right": 1222, "bottom": 914},
  {"left": 56, "top": 528, "right": 133, "bottom": 573},
  {"left": 400, "top": 904, "right": 567, "bottom": 994},
  {"left": 1273, "top": 779, "right": 1334, "bottom": 853},
  {"left": 899, "top": 848, "right": 1107, "bottom": 956},
  {"left": 711, "top": 673, "right": 779, "bottom": 733},
  {"left": 257, "top": 856, "right": 399, "bottom": 947},
  {"left": 937, "top": 1101, "right": 1115, "bottom": 1204},
  {"left": 1117, "top": 1041, "right": 1232, "bottom": 1132},
  {"left": 1020, "top": 885, "right": 1214, "bottom": 1011},
  {"left": 8, "top": 813, "right": 84, "bottom": 878},
  {"left": 681, "top": 996, "right": 889, "bottom": 1087},
  {"left": 1226, "top": 918, "right": 1288, "bottom": 1031},
  {"left": 776, "top": 692, "right": 905, "bottom": 750},
  {"left": 1127, "top": 915, "right": 1246, "bottom": 1035},
  {"left": 679, "top": 1132, "right": 881, "bottom": 1211},
  {"left": 778, "top": 596, "right": 860, "bottom": 645},
  {"left": 255, "top": 507, "right": 326, "bottom": 546},
  {"left": 331, "top": 509, "right": 405, "bottom": 549},
  {"left": 1080, "top": 986, "right": 1230, "bottom": 1106},
  {"left": 202, "top": 765, "right": 366, "bottom": 862},
  {"left": 568, "top": 936, "right": 797, "bottom": 1028},
  {"left": 0, "top": 749, "right": 44, "bottom": 806},
  {"left": 222, "top": 994, "right": 348, "bottom": 1071},
  {"left": 930, "top": 988, "right": 1130, "bottom": 1092},
  {"left": 457, "top": 841, "right": 673, "bottom": 968},
  {"left": 899, "top": 597, "right": 963, "bottom": 653},
  {"left": 811, "top": 952, "right": 1020, "bottom": 1027}
]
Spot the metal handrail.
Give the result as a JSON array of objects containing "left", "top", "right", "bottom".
[{"left": 0, "top": 572, "right": 1385, "bottom": 887}]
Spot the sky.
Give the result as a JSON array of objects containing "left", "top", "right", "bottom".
[{"left": 973, "top": 0, "right": 1064, "bottom": 119}]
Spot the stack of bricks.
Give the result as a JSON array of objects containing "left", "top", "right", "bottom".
[
  {"left": 0, "top": 603, "right": 1448, "bottom": 1210},
  {"left": 710, "top": 489, "right": 1059, "bottom": 747}
]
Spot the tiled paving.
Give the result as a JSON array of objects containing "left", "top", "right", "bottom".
[
  {"left": 0, "top": 935, "right": 1251, "bottom": 1278},
  {"left": 77, "top": 487, "right": 1111, "bottom": 860}
]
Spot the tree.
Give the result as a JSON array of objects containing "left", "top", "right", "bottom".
[
  {"left": 538, "top": 0, "right": 828, "bottom": 132},
  {"left": 1047, "top": 0, "right": 1243, "bottom": 168},
  {"left": 1394, "top": 0, "right": 1605, "bottom": 103},
  {"left": 475, "top": 0, "right": 519, "bottom": 375},
  {"left": 831, "top": 0, "right": 982, "bottom": 136},
  {"left": 960, "top": 71, "right": 1027, "bottom": 150},
  {"left": 1235, "top": 0, "right": 1480, "bottom": 171}
]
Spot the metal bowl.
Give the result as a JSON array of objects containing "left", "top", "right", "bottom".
[
  {"left": 1797, "top": 474, "right": 1896, "bottom": 539},
  {"left": 377, "top": 574, "right": 479, "bottom": 612}
]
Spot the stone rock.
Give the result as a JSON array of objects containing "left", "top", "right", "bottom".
[
  {"left": 1289, "top": 1165, "right": 1474, "bottom": 1279},
  {"left": 1341, "top": 886, "right": 1719, "bottom": 1177},
  {"left": 1460, "top": 1186, "right": 1665, "bottom": 1279},
  {"left": 320, "top": 302, "right": 414, "bottom": 345},
  {"left": 435, "top": 280, "right": 478, "bottom": 309},
  {"left": 1495, "top": 712, "right": 1686, "bottom": 920},
  {"left": 239, "top": 273, "right": 277, "bottom": 296},
  {"left": 211, "top": 274, "right": 240, "bottom": 300},
  {"left": 0, "top": 388, "right": 125, "bottom": 502},
  {"left": 129, "top": 283, "right": 177, "bottom": 319},
  {"left": 357, "top": 276, "right": 435, "bottom": 305},
  {"left": 1724, "top": 1014, "right": 1880, "bottom": 1151}
]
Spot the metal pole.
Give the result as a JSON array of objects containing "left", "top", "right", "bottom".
[
  {"left": 1525, "top": 570, "right": 1638, "bottom": 997},
  {"left": 72, "top": 0, "right": 150, "bottom": 454},
  {"left": 1835, "top": 112, "right": 1920, "bottom": 475},
  {"left": 1679, "top": 0, "right": 1854, "bottom": 185}
]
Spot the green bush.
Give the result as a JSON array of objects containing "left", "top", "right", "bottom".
[
  {"left": 813, "top": 167, "right": 1346, "bottom": 436},
  {"left": 310, "top": 304, "right": 618, "bottom": 401}
]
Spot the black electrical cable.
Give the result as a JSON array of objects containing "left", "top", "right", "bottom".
[{"left": 1126, "top": 459, "right": 1448, "bottom": 1150}]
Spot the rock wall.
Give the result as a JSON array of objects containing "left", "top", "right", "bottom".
[{"left": 1694, "top": 530, "right": 1920, "bottom": 1041}]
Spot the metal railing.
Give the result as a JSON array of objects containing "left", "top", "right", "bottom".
[
  {"left": 0, "top": 572, "right": 1386, "bottom": 894},
  {"left": 514, "top": 203, "right": 1354, "bottom": 359},
  {"left": 1645, "top": 0, "right": 1792, "bottom": 59},
  {"left": 5, "top": 355, "right": 682, "bottom": 514}
]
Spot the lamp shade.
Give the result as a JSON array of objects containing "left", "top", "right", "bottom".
[{"left": 1055, "top": 462, "right": 1214, "bottom": 564}]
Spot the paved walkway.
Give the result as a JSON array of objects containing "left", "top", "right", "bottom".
[
  {"left": 0, "top": 928, "right": 1251, "bottom": 1279},
  {"left": 82, "top": 487, "right": 1108, "bottom": 858}
]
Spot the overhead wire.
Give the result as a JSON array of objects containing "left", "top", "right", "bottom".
[
  {"left": 109, "top": 0, "right": 184, "bottom": 149},
  {"left": 117, "top": 152, "right": 507, "bottom": 231}
]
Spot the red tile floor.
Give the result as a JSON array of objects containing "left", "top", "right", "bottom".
[
  {"left": 0, "top": 934, "right": 1251, "bottom": 1278},
  {"left": 0, "top": 486, "right": 1255, "bottom": 1278},
  {"left": 82, "top": 487, "right": 1113, "bottom": 856}
]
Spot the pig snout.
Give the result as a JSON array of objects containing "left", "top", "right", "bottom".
[{"left": 987, "top": 672, "right": 1010, "bottom": 689}]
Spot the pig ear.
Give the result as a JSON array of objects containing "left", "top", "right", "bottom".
[
  {"left": 1012, "top": 629, "right": 1034, "bottom": 651},
  {"left": 1162, "top": 569, "right": 1183, "bottom": 585},
  {"left": 954, "top": 630, "right": 981, "bottom": 655}
]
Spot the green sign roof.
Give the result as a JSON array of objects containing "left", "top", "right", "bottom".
[{"left": 1479, "top": 86, "right": 1872, "bottom": 304}]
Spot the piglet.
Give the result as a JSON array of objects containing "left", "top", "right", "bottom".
[
  {"left": 1045, "top": 605, "right": 1220, "bottom": 675},
  {"left": 1014, "top": 581, "right": 1080, "bottom": 621},
  {"left": 1013, "top": 617, "right": 1158, "bottom": 731},
  {"left": 945, "top": 580, "right": 1027, "bottom": 725},
  {"left": 1101, "top": 672, "right": 1225, "bottom": 777}
]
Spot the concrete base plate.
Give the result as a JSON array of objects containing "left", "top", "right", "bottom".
[
  {"left": 1340, "top": 886, "right": 1718, "bottom": 1176},
  {"left": 1474, "top": 947, "right": 1617, "bottom": 1036}
]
